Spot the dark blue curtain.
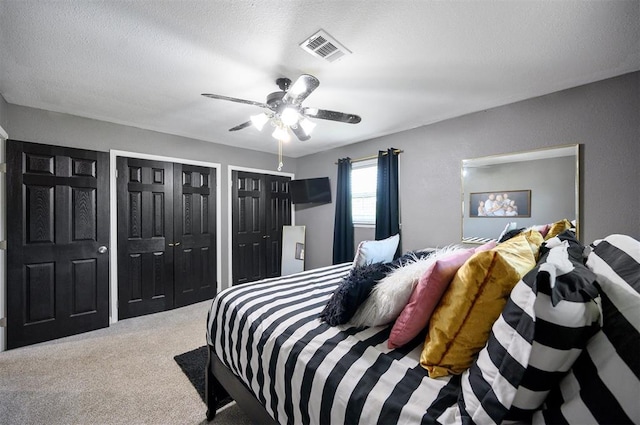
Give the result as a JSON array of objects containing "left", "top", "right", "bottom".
[
  {"left": 332, "top": 158, "right": 354, "bottom": 264},
  {"left": 375, "top": 148, "right": 401, "bottom": 257}
]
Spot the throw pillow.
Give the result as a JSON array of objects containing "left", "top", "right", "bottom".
[
  {"left": 388, "top": 241, "right": 496, "bottom": 349},
  {"left": 348, "top": 247, "right": 459, "bottom": 328},
  {"left": 420, "top": 231, "right": 542, "bottom": 378},
  {"left": 499, "top": 228, "right": 525, "bottom": 243},
  {"left": 352, "top": 234, "right": 400, "bottom": 267},
  {"left": 544, "top": 219, "right": 573, "bottom": 240},
  {"left": 531, "top": 234, "right": 639, "bottom": 424},
  {"left": 319, "top": 262, "right": 390, "bottom": 326},
  {"left": 389, "top": 248, "right": 435, "bottom": 268},
  {"left": 497, "top": 221, "right": 519, "bottom": 242},
  {"left": 528, "top": 223, "right": 550, "bottom": 238},
  {"left": 459, "top": 230, "right": 601, "bottom": 424}
]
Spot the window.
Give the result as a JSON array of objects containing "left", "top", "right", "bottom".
[{"left": 351, "top": 160, "right": 377, "bottom": 225}]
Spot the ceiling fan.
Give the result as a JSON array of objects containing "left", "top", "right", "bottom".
[{"left": 201, "top": 74, "right": 361, "bottom": 142}]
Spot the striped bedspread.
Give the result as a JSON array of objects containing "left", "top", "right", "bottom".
[{"left": 206, "top": 263, "right": 462, "bottom": 425}]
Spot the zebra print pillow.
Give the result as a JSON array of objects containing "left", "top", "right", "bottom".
[
  {"left": 459, "top": 230, "right": 601, "bottom": 424},
  {"left": 532, "top": 234, "right": 640, "bottom": 424}
]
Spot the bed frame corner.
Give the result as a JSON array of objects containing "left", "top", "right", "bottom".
[{"left": 205, "top": 344, "right": 220, "bottom": 421}]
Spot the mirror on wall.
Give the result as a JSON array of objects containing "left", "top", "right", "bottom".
[
  {"left": 282, "top": 225, "right": 306, "bottom": 276},
  {"left": 461, "top": 145, "right": 579, "bottom": 243}
]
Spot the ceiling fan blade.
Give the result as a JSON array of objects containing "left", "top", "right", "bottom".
[
  {"left": 302, "top": 107, "right": 361, "bottom": 124},
  {"left": 291, "top": 125, "right": 311, "bottom": 141},
  {"left": 202, "top": 93, "right": 269, "bottom": 109},
  {"left": 229, "top": 121, "right": 253, "bottom": 132},
  {"left": 282, "top": 74, "right": 320, "bottom": 105}
]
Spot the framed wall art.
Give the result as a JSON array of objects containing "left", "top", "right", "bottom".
[{"left": 469, "top": 190, "right": 531, "bottom": 218}]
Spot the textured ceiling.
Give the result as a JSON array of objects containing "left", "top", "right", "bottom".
[{"left": 0, "top": 1, "right": 638, "bottom": 157}]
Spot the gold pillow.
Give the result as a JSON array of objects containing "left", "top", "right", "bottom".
[
  {"left": 545, "top": 219, "right": 573, "bottom": 240},
  {"left": 496, "top": 229, "right": 543, "bottom": 273},
  {"left": 420, "top": 231, "right": 542, "bottom": 378}
]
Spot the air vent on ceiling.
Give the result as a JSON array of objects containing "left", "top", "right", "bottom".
[{"left": 299, "top": 30, "right": 351, "bottom": 62}]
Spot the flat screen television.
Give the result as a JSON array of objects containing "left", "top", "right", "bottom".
[{"left": 289, "top": 177, "right": 332, "bottom": 204}]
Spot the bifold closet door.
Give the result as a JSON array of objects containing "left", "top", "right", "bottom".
[
  {"left": 117, "top": 158, "right": 218, "bottom": 318},
  {"left": 231, "top": 171, "right": 291, "bottom": 285},
  {"left": 173, "top": 163, "right": 217, "bottom": 308},
  {"left": 232, "top": 171, "right": 266, "bottom": 285},
  {"left": 6, "top": 140, "right": 110, "bottom": 349},
  {"left": 117, "top": 157, "right": 174, "bottom": 319},
  {"left": 264, "top": 174, "right": 292, "bottom": 279}
]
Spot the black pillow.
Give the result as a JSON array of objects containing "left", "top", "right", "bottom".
[
  {"left": 388, "top": 249, "right": 435, "bottom": 267},
  {"left": 320, "top": 262, "right": 390, "bottom": 326},
  {"left": 498, "top": 228, "right": 525, "bottom": 243}
]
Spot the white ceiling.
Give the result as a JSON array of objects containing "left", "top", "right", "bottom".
[{"left": 0, "top": 1, "right": 638, "bottom": 158}]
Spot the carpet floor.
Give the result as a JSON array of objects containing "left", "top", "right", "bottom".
[{"left": 0, "top": 300, "right": 252, "bottom": 425}]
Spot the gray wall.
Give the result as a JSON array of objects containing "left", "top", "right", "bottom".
[
  {"left": 0, "top": 95, "right": 8, "bottom": 130},
  {"left": 4, "top": 103, "right": 297, "bottom": 287},
  {"left": 295, "top": 72, "right": 640, "bottom": 270}
]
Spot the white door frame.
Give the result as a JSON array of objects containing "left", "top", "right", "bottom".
[
  {"left": 109, "top": 150, "right": 221, "bottom": 324},
  {"left": 227, "top": 165, "right": 295, "bottom": 286},
  {"left": 0, "top": 125, "right": 8, "bottom": 351}
]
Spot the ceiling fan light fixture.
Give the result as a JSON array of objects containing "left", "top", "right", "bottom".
[
  {"left": 299, "top": 116, "right": 316, "bottom": 136},
  {"left": 303, "top": 107, "right": 319, "bottom": 117},
  {"left": 272, "top": 125, "right": 290, "bottom": 142},
  {"left": 280, "top": 107, "right": 299, "bottom": 126},
  {"left": 202, "top": 73, "right": 361, "bottom": 170},
  {"left": 250, "top": 113, "right": 269, "bottom": 131},
  {"left": 288, "top": 79, "right": 307, "bottom": 96}
]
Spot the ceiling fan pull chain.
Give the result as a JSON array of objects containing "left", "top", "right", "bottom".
[{"left": 277, "top": 138, "right": 284, "bottom": 171}]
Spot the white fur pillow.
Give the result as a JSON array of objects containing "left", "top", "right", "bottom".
[{"left": 349, "top": 246, "right": 463, "bottom": 328}]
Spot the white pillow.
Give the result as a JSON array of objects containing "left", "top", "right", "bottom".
[
  {"left": 349, "top": 246, "right": 462, "bottom": 328},
  {"left": 497, "top": 221, "right": 518, "bottom": 241},
  {"left": 352, "top": 234, "right": 400, "bottom": 267}
]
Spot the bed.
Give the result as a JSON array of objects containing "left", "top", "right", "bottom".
[{"left": 205, "top": 232, "right": 639, "bottom": 424}]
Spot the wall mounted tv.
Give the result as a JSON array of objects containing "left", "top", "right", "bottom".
[{"left": 289, "top": 177, "right": 332, "bottom": 204}]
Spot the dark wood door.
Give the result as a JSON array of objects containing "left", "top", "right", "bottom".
[
  {"left": 231, "top": 171, "right": 291, "bottom": 285},
  {"left": 117, "top": 157, "right": 174, "bottom": 319},
  {"left": 6, "top": 140, "right": 110, "bottom": 349},
  {"left": 173, "top": 163, "right": 217, "bottom": 307},
  {"left": 232, "top": 171, "right": 266, "bottom": 285},
  {"left": 264, "top": 175, "right": 292, "bottom": 278}
]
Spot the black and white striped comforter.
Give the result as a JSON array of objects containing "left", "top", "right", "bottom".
[{"left": 206, "top": 263, "right": 462, "bottom": 425}]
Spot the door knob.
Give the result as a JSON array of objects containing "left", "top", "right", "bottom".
[
  {"left": 98, "top": 246, "right": 108, "bottom": 254},
  {"left": 262, "top": 235, "right": 271, "bottom": 239}
]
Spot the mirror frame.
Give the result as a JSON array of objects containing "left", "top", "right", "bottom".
[{"left": 461, "top": 144, "right": 580, "bottom": 243}]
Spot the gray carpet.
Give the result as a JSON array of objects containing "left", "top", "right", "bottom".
[{"left": 0, "top": 300, "right": 253, "bottom": 425}]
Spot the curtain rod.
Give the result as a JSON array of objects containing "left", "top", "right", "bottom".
[{"left": 335, "top": 149, "right": 403, "bottom": 165}]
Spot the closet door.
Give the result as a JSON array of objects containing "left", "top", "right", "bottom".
[
  {"left": 264, "top": 175, "right": 292, "bottom": 278},
  {"left": 6, "top": 140, "right": 110, "bottom": 349},
  {"left": 117, "top": 157, "right": 174, "bottom": 319},
  {"left": 232, "top": 171, "right": 266, "bottom": 285},
  {"left": 173, "top": 164, "right": 217, "bottom": 307},
  {"left": 231, "top": 171, "right": 291, "bottom": 285}
]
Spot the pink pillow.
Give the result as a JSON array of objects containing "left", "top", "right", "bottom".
[
  {"left": 474, "top": 240, "right": 498, "bottom": 253},
  {"left": 530, "top": 224, "right": 551, "bottom": 238},
  {"left": 388, "top": 241, "right": 496, "bottom": 349}
]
